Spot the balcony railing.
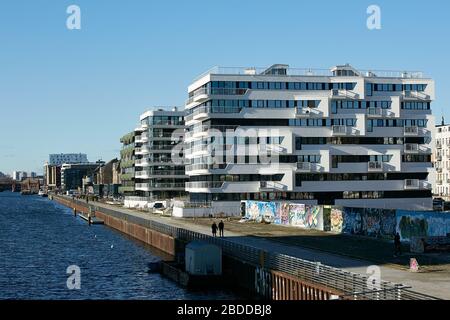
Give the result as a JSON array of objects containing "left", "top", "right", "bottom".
[
  {"left": 135, "top": 182, "right": 185, "bottom": 189},
  {"left": 136, "top": 170, "right": 185, "bottom": 177},
  {"left": 185, "top": 125, "right": 239, "bottom": 139},
  {"left": 404, "top": 126, "right": 419, "bottom": 136},
  {"left": 404, "top": 143, "right": 419, "bottom": 153},
  {"left": 192, "top": 66, "right": 426, "bottom": 82},
  {"left": 297, "top": 162, "right": 312, "bottom": 171},
  {"left": 403, "top": 91, "right": 430, "bottom": 100},
  {"left": 185, "top": 106, "right": 242, "bottom": 122},
  {"left": 185, "top": 181, "right": 224, "bottom": 189},
  {"left": 404, "top": 179, "right": 420, "bottom": 190},
  {"left": 368, "top": 161, "right": 383, "bottom": 172},
  {"left": 295, "top": 107, "right": 322, "bottom": 117},
  {"left": 259, "top": 181, "right": 286, "bottom": 191},
  {"left": 366, "top": 107, "right": 383, "bottom": 117},
  {"left": 186, "top": 88, "right": 248, "bottom": 105},
  {"left": 185, "top": 164, "right": 227, "bottom": 171},
  {"left": 331, "top": 89, "right": 359, "bottom": 99},
  {"left": 332, "top": 125, "right": 348, "bottom": 135}
]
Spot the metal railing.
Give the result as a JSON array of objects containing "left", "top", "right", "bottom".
[
  {"left": 61, "top": 196, "right": 439, "bottom": 300},
  {"left": 404, "top": 126, "right": 419, "bottom": 136},
  {"left": 186, "top": 88, "right": 248, "bottom": 105},
  {"left": 135, "top": 182, "right": 185, "bottom": 189},
  {"left": 404, "top": 143, "right": 419, "bottom": 153},
  {"left": 185, "top": 181, "right": 224, "bottom": 189},
  {"left": 368, "top": 161, "right": 383, "bottom": 172},
  {"left": 192, "top": 66, "right": 426, "bottom": 82},
  {"left": 185, "top": 106, "right": 242, "bottom": 122}
]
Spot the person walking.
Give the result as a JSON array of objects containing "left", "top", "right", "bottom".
[
  {"left": 218, "top": 220, "right": 225, "bottom": 237},
  {"left": 394, "top": 232, "right": 402, "bottom": 257},
  {"left": 211, "top": 222, "right": 218, "bottom": 237}
]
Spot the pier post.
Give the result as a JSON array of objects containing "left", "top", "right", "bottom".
[{"left": 73, "top": 208, "right": 77, "bottom": 216}]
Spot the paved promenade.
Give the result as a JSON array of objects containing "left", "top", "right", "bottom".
[{"left": 69, "top": 199, "right": 450, "bottom": 299}]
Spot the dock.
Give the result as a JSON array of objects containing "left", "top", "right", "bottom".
[{"left": 79, "top": 213, "right": 104, "bottom": 225}]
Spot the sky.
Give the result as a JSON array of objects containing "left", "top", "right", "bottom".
[{"left": 0, "top": 0, "right": 449, "bottom": 175}]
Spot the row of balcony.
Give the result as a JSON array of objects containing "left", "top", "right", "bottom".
[
  {"left": 135, "top": 182, "right": 185, "bottom": 190},
  {"left": 186, "top": 88, "right": 249, "bottom": 106},
  {"left": 183, "top": 159, "right": 431, "bottom": 175},
  {"left": 135, "top": 170, "right": 186, "bottom": 178},
  {"left": 185, "top": 125, "right": 423, "bottom": 140},
  {"left": 185, "top": 179, "right": 427, "bottom": 191},
  {"left": 186, "top": 87, "right": 430, "bottom": 108}
]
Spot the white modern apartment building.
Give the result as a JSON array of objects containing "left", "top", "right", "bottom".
[
  {"left": 124, "top": 107, "right": 188, "bottom": 208},
  {"left": 12, "top": 171, "right": 27, "bottom": 181},
  {"left": 434, "top": 122, "right": 450, "bottom": 200},
  {"left": 49, "top": 153, "right": 88, "bottom": 166},
  {"left": 184, "top": 64, "right": 434, "bottom": 212}
]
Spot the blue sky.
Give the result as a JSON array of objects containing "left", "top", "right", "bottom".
[{"left": 0, "top": 0, "right": 449, "bottom": 174}]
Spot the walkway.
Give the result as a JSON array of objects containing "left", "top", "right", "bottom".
[{"left": 79, "top": 199, "right": 450, "bottom": 299}]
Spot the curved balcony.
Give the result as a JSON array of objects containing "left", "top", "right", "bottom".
[
  {"left": 135, "top": 182, "right": 185, "bottom": 191},
  {"left": 186, "top": 88, "right": 248, "bottom": 107}
]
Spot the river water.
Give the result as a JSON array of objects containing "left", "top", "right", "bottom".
[{"left": 0, "top": 192, "right": 238, "bottom": 300}]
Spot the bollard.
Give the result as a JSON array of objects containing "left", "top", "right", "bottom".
[{"left": 73, "top": 208, "right": 77, "bottom": 216}]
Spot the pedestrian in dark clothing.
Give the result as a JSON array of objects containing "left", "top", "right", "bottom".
[
  {"left": 211, "top": 222, "right": 218, "bottom": 237},
  {"left": 394, "top": 232, "right": 402, "bottom": 256},
  {"left": 218, "top": 220, "right": 224, "bottom": 237}
]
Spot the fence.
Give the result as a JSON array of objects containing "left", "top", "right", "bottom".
[{"left": 61, "top": 197, "right": 439, "bottom": 300}]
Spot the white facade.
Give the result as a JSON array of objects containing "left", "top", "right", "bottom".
[
  {"left": 12, "top": 171, "right": 28, "bottom": 181},
  {"left": 434, "top": 124, "right": 450, "bottom": 200},
  {"left": 49, "top": 153, "right": 88, "bottom": 166},
  {"left": 123, "top": 107, "right": 187, "bottom": 208},
  {"left": 184, "top": 64, "right": 434, "bottom": 211}
]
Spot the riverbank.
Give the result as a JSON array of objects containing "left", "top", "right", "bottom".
[{"left": 52, "top": 195, "right": 445, "bottom": 299}]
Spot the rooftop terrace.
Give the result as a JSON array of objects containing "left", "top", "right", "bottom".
[{"left": 193, "top": 64, "right": 427, "bottom": 82}]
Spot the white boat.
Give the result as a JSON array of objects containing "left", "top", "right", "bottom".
[{"left": 38, "top": 190, "right": 48, "bottom": 197}]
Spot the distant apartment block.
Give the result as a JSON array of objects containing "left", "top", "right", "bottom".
[
  {"left": 120, "top": 107, "right": 187, "bottom": 208},
  {"left": 434, "top": 122, "right": 450, "bottom": 200},
  {"left": 44, "top": 164, "right": 61, "bottom": 190},
  {"left": 49, "top": 153, "right": 88, "bottom": 166},
  {"left": 61, "top": 162, "right": 104, "bottom": 191},
  {"left": 184, "top": 64, "right": 434, "bottom": 212},
  {"left": 12, "top": 171, "right": 27, "bottom": 181}
]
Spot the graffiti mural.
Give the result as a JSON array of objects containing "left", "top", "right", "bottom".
[
  {"left": 330, "top": 208, "right": 343, "bottom": 233},
  {"left": 342, "top": 207, "right": 363, "bottom": 235},
  {"left": 306, "top": 206, "right": 321, "bottom": 228},
  {"left": 246, "top": 202, "right": 450, "bottom": 241},
  {"left": 278, "top": 203, "right": 289, "bottom": 225},
  {"left": 338, "top": 207, "right": 396, "bottom": 239},
  {"left": 288, "top": 204, "right": 306, "bottom": 227},
  {"left": 243, "top": 201, "right": 323, "bottom": 230},
  {"left": 396, "top": 211, "right": 450, "bottom": 241}
]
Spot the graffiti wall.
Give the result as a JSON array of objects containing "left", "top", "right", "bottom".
[
  {"left": 329, "top": 208, "right": 343, "bottom": 233},
  {"left": 328, "top": 207, "right": 396, "bottom": 239},
  {"left": 244, "top": 201, "right": 323, "bottom": 230},
  {"left": 244, "top": 201, "right": 450, "bottom": 241},
  {"left": 396, "top": 211, "right": 450, "bottom": 241}
]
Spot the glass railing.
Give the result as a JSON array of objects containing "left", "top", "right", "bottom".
[{"left": 186, "top": 181, "right": 224, "bottom": 189}]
